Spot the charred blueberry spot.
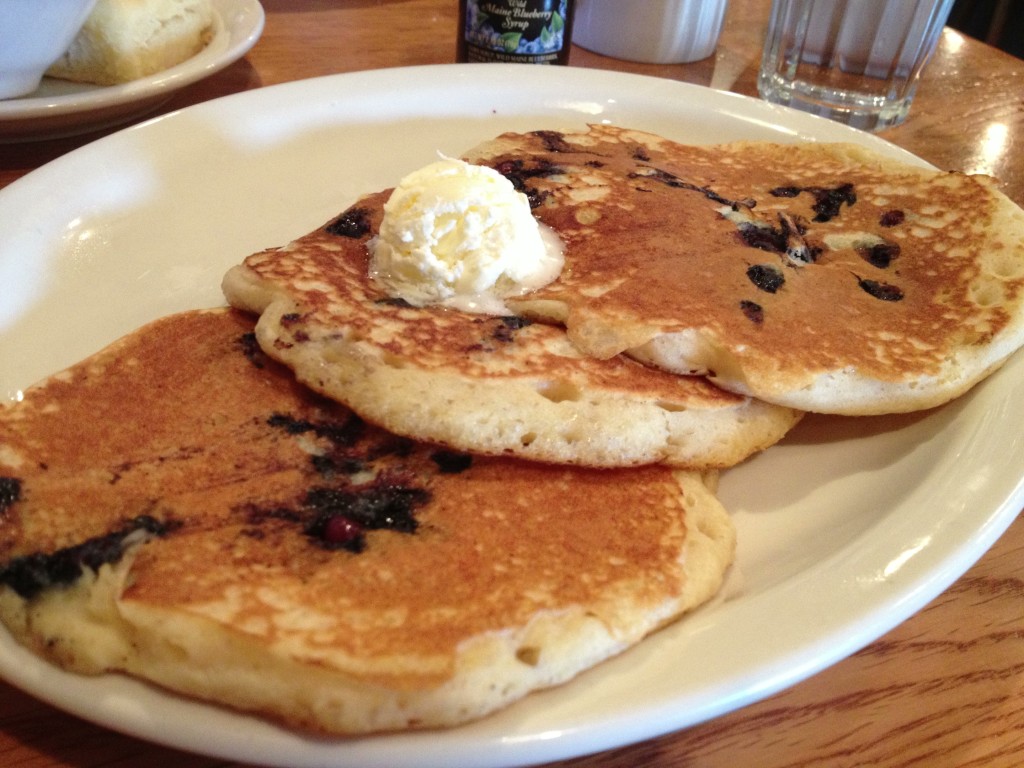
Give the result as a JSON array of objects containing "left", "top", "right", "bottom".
[
  {"left": 318, "top": 422, "right": 361, "bottom": 448},
  {"left": 493, "top": 158, "right": 562, "bottom": 209},
  {"left": 342, "top": 485, "right": 425, "bottom": 533},
  {"left": 632, "top": 146, "right": 651, "bottom": 162},
  {"left": 738, "top": 222, "right": 789, "bottom": 254},
  {"left": 525, "top": 186, "right": 553, "bottom": 209},
  {"left": 311, "top": 454, "right": 339, "bottom": 479},
  {"left": 501, "top": 316, "right": 532, "bottom": 330},
  {"left": 493, "top": 316, "right": 533, "bottom": 343},
  {"left": 268, "top": 413, "right": 365, "bottom": 447},
  {"left": 312, "top": 454, "right": 367, "bottom": 477},
  {"left": 1, "top": 553, "right": 74, "bottom": 599},
  {"left": 858, "top": 278, "right": 904, "bottom": 301},
  {"left": 315, "top": 416, "right": 366, "bottom": 447},
  {"left": 738, "top": 214, "right": 820, "bottom": 265},
  {"left": 585, "top": 160, "right": 605, "bottom": 168},
  {"left": 0, "top": 477, "right": 21, "bottom": 514},
  {"left": 799, "top": 185, "right": 849, "bottom": 221},
  {"left": 770, "top": 183, "right": 856, "bottom": 222},
  {"left": 769, "top": 186, "right": 802, "bottom": 198},
  {"left": 531, "top": 130, "right": 573, "bottom": 153},
  {"left": 325, "top": 206, "right": 372, "bottom": 239},
  {"left": 493, "top": 158, "right": 563, "bottom": 183},
  {"left": 374, "top": 297, "right": 414, "bottom": 308},
  {"left": 880, "top": 209, "right": 905, "bottom": 227},
  {"left": 740, "top": 300, "right": 764, "bottom": 324},
  {"left": 812, "top": 184, "right": 856, "bottom": 221},
  {"left": 268, "top": 413, "right": 315, "bottom": 434},
  {"left": 0, "top": 515, "right": 175, "bottom": 599},
  {"left": 746, "top": 264, "right": 785, "bottom": 293},
  {"left": 803, "top": 243, "right": 824, "bottom": 263},
  {"left": 238, "top": 333, "right": 267, "bottom": 369},
  {"left": 305, "top": 483, "right": 428, "bottom": 551},
  {"left": 312, "top": 454, "right": 338, "bottom": 477},
  {"left": 369, "top": 435, "right": 416, "bottom": 460},
  {"left": 630, "top": 168, "right": 755, "bottom": 209},
  {"left": 431, "top": 450, "right": 473, "bottom": 474},
  {"left": 493, "top": 159, "right": 535, "bottom": 179},
  {"left": 492, "top": 327, "right": 514, "bottom": 344},
  {"left": 859, "top": 241, "right": 901, "bottom": 269}
]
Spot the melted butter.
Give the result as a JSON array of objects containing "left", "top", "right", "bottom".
[
  {"left": 369, "top": 156, "right": 564, "bottom": 315},
  {"left": 439, "top": 223, "right": 564, "bottom": 315}
]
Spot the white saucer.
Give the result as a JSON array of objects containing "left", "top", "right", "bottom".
[{"left": 0, "top": 0, "right": 264, "bottom": 142}]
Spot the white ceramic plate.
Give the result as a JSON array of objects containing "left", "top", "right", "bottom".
[
  {"left": 0, "top": 0, "right": 264, "bottom": 142},
  {"left": 0, "top": 65, "right": 1021, "bottom": 768}
]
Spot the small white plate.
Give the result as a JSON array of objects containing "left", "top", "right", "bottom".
[
  {"left": 0, "top": 64, "right": 1022, "bottom": 768},
  {"left": 0, "top": 0, "right": 264, "bottom": 142}
]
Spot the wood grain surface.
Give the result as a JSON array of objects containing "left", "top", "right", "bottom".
[{"left": 1, "top": 2, "right": 1022, "bottom": 767}]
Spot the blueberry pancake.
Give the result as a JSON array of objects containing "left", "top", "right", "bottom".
[
  {"left": 222, "top": 191, "right": 801, "bottom": 469},
  {"left": 0, "top": 308, "right": 735, "bottom": 734},
  {"left": 464, "top": 125, "right": 1024, "bottom": 415}
]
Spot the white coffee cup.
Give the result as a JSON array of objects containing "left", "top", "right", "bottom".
[{"left": 573, "top": 0, "right": 729, "bottom": 64}]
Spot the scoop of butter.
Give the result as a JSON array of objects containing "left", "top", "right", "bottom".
[{"left": 369, "top": 156, "right": 562, "bottom": 314}]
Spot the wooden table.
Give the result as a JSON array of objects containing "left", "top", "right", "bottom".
[{"left": 1, "top": 2, "right": 1022, "bottom": 766}]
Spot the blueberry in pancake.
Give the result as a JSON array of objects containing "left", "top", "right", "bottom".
[
  {"left": 0, "top": 308, "right": 735, "bottom": 734},
  {"left": 465, "top": 125, "right": 1024, "bottom": 415},
  {"left": 222, "top": 159, "right": 800, "bottom": 469}
]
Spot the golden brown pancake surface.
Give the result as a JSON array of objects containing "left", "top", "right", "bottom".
[
  {"left": 0, "top": 308, "right": 735, "bottom": 734},
  {"left": 222, "top": 190, "right": 800, "bottom": 468},
  {"left": 464, "top": 125, "right": 1024, "bottom": 415}
]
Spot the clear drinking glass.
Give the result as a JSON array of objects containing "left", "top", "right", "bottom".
[{"left": 757, "top": 0, "right": 955, "bottom": 131}]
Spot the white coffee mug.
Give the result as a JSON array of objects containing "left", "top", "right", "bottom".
[{"left": 573, "top": 0, "right": 729, "bottom": 64}]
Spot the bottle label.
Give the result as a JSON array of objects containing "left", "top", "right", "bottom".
[{"left": 463, "top": 0, "right": 570, "bottom": 64}]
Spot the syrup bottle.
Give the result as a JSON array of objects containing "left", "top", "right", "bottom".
[{"left": 457, "top": 0, "right": 576, "bottom": 65}]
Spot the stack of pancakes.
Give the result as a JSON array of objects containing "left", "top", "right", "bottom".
[{"left": 1, "top": 125, "right": 1022, "bottom": 735}]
